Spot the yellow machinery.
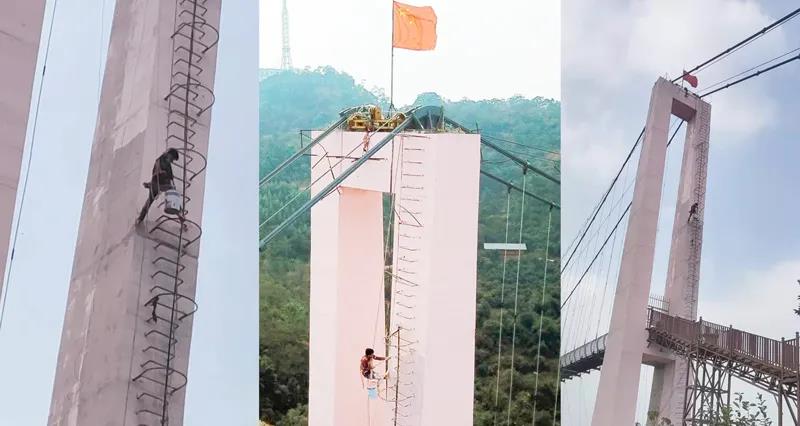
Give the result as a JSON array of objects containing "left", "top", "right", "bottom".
[{"left": 346, "top": 105, "right": 406, "bottom": 132}]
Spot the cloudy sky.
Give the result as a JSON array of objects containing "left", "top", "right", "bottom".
[
  {"left": 0, "top": 1, "right": 257, "bottom": 424},
  {"left": 259, "top": 0, "right": 560, "bottom": 105},
  {"left": 560, "top": 0, "right": 800, "bottom": 424}
]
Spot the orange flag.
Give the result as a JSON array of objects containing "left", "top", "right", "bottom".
[{"left": 392, "top": 1, "right": 437, "bottom": 51}]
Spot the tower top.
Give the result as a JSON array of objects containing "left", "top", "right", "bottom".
[{"left": 281, "top": 0, "right": 292, "bottom": 69}]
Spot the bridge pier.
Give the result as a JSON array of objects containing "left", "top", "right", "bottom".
[
  {"left": 592, "top": 78, "right": 710, "bottom": 426},
  {"left": 48, "top": 2, "right": 220, "bottom": 424}
]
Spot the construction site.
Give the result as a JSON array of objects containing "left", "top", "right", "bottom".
[
  {"left": 260, "top": 103, "right": 561, "bottom": 425},
  {"left": 0, "top": 1, "right": 256, "bottom": 424},
  {"left": 559, "top": 5, "right": 800, "bottom": 425}
]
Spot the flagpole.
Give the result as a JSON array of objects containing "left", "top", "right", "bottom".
[{"left": 390, "top": 1, "right": 395, "bottom": 113}]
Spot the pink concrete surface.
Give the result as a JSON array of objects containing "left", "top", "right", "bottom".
[
  {"left": 0, "top": 0, "right": 46, "bottom": 297},
  {"left": 308, "top": 185, "right": 387, "bottom": 426},
  {"left": 652, "top": 84, "right": 710, "bottom": 425},
  {"left": 592, "top": 78, "right": 711, "bottom": 425},
  {"left": 48, "top": 1, "right": 220, "bottom": 425},
  {"left": 308, "top": 130, "right": 481, "bottom": 425}
]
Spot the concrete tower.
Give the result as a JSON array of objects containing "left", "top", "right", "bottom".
[
  {"left": 308, "top": 130, "right": 481, "bottom": 425},
  {"left": 592, "top": 77, "right": 711, "bottom": 425},
  {"left": 48, "top": 1, "right": 221, "bottom": 425},
  {"left": 0, "top": 0, "right": 46, "bottom": 295}
]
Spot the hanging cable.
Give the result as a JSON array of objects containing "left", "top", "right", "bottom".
[
  {"left": 674, "top": 6, "right": 800, "bottom": 81},
  {"left": 531, "top": 206, "right": 553, "bottom": 424},
  {"left": 564, "top": 5, "right": 800, "bottom": 276},
  {"left": 561, "top": 122, "right": 683, "bottom": 310},
  {"left": 482, "top": 134, "right": 561, "bottom": 156},
  {"left": 700, "top": 52, "right": 800, "bottom": 98},
  {"left": 561, "top": 128, "right": 643, "bottom": 275},
  {"left": 493, "top": 187, "right": 513, "bottom": 426},
  {"left": 0, "top": 0, "right": 60, "bottom": 332},
  {"left": 506, "top": 167, "right": 528, "bottom": 425},
  {"left": 594, "top": 226, "right": 619, "bottom": 339}
]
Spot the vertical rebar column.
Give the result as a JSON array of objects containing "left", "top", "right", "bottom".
[{"left": 394, "top": 328, "right": 400, "bottom": 426}]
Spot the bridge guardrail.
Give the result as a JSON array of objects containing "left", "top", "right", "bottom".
[{"left": 647, "top": 308, "right": 799, "bottom": 372}]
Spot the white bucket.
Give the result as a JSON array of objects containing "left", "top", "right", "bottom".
[{"left": 164, "top": 189, "right": 183, "bottom": 215}]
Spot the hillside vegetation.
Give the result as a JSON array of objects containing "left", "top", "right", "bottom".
[{"left": 260, "top": 66, "right": 561, "bottom": 425}]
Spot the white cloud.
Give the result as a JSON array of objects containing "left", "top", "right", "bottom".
[{"left": 699, "top": 258, "right": 799, "bottom": 340}]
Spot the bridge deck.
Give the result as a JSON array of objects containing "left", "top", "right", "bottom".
[
  {"left": 559, "top": 334, "right": 606, "bottom": 380},
  {"left": 560, "top": 310, "right": 800, "bottom": 404}
]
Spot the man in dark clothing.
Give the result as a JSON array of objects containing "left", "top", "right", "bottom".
[
  {"left": 360, "top": 348, "right": 387, "bottom": 380},
  {"left": 136, "top": 148, "right": 179, "bottom": 224},
  {"left": 688, "top": 202, "right": 699, "bottom": 223}
]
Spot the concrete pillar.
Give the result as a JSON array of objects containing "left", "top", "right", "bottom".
[
  {"left": 593, "top": 78, "right": 709, "bottom": 425},
  {"left": 307, "top": 131, "right": 481, "bottom": 425},
  {"left": 48, "top": 1, "right": 220, "bottom": 425},
  {"left": 663, "top": 99, "right": 710, "bottom": 320},
  {"left": 0, "top": 0, "right": 46, "bottom": 294},
  {"left": 308, "top": 185, "right": 387, "bottom": 426},
  {"left": 652, "top": 86, "right": 710, "bottom": 425}
]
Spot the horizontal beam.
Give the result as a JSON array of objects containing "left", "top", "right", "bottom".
[
  {"left": 259, "top": 114, "right": 350, "bottom": 186},
  {"left": 259, "top": 115, "right": 414, "bottom": 250}
]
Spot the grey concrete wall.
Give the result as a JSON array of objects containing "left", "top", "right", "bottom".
[
  {"left": 594, "top": 78, "right": 710, "bottom": 425},
  {"left": 0, "top": 0, "right": 46, "bottom": 297},
  {"left": 48, "top": 1, "right": 220, "bottom": 425}
]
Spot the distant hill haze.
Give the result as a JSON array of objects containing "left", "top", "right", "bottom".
[{"left": 259, "top": 67, "right": 560, "bottom": 425}]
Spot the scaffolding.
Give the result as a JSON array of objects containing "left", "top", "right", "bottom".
[{"left": 647, "top": 309, "right": 800, "bottom": 425}]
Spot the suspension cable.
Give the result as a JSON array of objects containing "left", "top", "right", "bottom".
[
  {"left": 565, "top": 6, "right": 800, "bottom": 275},
  {"left": 561, "top": 121, "right": 684, "bottom": 309},
  {"left": 506, "top": 168, "right": 528, "bottom": 424},
  {"left": 674, "top": 6, "right": 800, "bottom": 81},
  {"left": 531, "top": 206, "right": 553, "bottom": 424},
  {"left": 700, "top": 52, "right": 800, "bottom": 98},
  {"left": 0, "top": 0, "right": 60, "bottom": 331},
  {"left": 492, "top": 187, "right": 513, "bottom": 426}
]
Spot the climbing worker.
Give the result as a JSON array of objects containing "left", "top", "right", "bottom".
[
  {"left": 687, "top": 202, "right": 698, "bottom": 223},
  {"left": 360, "top": 348, "right": 387, "bottom": 380},
  {"left": 362, "top": 131, "right": 371, "bottom": 153},
  {"left": 136, "top": 148, "right": 180, "bottom": 224}
]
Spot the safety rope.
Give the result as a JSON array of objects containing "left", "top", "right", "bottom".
[
  {"left": 493, "top": 187, "right": 513, "bottom": 426},
  {"left": 506, "top": 167, "right": 528, "bottom": 424},
  {"left": 531, "top": 206, "right": 553, "bottom": 424}
]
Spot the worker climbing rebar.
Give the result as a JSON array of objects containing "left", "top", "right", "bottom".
[
  {"left": 360, "top": 348, "right": 388, "bottom": 380},
  {"left": 136, "top": 148, "right": 180, "bottom": 224},
  {"left": 687, "top": 201, "right": 698, "bottom": 223}
]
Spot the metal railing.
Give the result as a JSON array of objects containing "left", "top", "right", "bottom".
[{"left": 647, "top": 309, "right": 800, "bottom": 373}]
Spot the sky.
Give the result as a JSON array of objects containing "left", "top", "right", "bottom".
[
  {"left": 259, "top": 0, "right": 560, "bottom": 105},
  {"left": 560, "top": 0, "right": 800, "bottom": 424},
  {"left": 0, "top": 1, "right": 258, "bottom": 424}
]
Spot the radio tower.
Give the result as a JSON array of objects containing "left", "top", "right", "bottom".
[{"left": 281, "top": 0, "right": 292, "bottom": 69}]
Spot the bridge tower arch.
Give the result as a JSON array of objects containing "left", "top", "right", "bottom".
[{"left": 592, "top": 77, "right": 711, "bottom": 425}]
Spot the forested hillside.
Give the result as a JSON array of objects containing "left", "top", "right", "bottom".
[{"left": 260, "top": 66, "right": 561, "bottom": 425}]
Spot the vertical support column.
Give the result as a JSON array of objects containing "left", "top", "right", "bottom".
[
  {"left": 307, "top": 131, "right": 480, "bottom": 425},
  {"left": 308, "top": 185, "right": 386, "bottom": 426},
  {"left": 593, "top": 78, "right": 674, "bottom": 425},
  {"left": 48, "top": 1, "right": 220, "bottom": 425},
  {"left": 653, "top": 87, "right": 710, "bottom": 425},
  {"left": 0, "top": 0, "right": 46, "bottom": 293},
  {"left": 663, "top": 99, "right": 710, "bottom": 320},
  {"left": 416, "top": 133, "right": 481, "bottom": 425}
]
